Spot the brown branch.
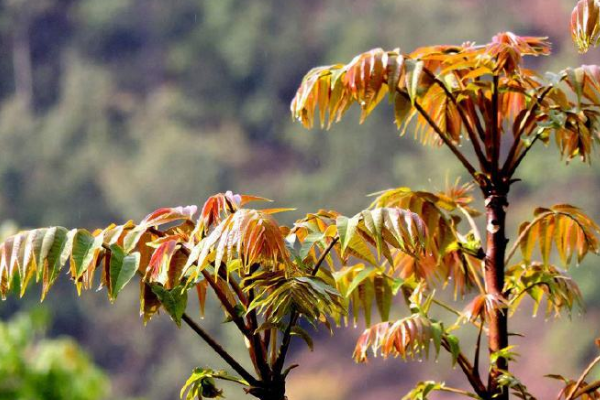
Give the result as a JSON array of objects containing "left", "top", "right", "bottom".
[
  {"left": 182, "top": 313, "right": 259, "bottom": 386},
  {"left": 272, "top": 236, "right": 340, "bottom": 376},
  {"left": 473, "top": 320, "right": 484, "bottom": 379},
  {"left": 505, "top": 130, "right": 542, "bottom": 179},
  {"left": 311, "top": 236, "right": 340, "bottom": 276},
  {"left": 441, "top": 337, "right": 488, "bottom": 398},
  {"left": 146, "top": 227, "right": 271, "bottom": 380},
  {"left": 465, "top": 99, "right": 487, "bottom": 143},
  {"left": 404, "top": 92, "right": 479, "bottom": 180},
  {"left": 422, "top": 68, "right": 489, "bottom": 171},
  {"left": 502, "top": 85, "right": 554, "bottom": 177},
  {"left": 217, "top": 264, "right": 249, "bottom": 306},
  {"left": 246, "top": 264, "right": 271, "bottom": 380}
]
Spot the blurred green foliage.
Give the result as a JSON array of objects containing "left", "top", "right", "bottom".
[{"left": 0, "top": 309, "right": 109, "bottom": 400}]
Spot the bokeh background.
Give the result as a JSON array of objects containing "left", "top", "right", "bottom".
[{"left": 0, "top": 0, "right": 599, "bottom": 399}]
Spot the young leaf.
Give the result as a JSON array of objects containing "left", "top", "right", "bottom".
[
  {"left": 108, "top": 244, "right": 141, "bottom": 301},
  {"left": 151, "top": 284, "right": 188, "bottom": 327}
]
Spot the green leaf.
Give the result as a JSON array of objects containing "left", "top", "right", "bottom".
[
  {"left": 430, "top": 322, "right": 443, "bottom": 358},
  {"left": 123, "top": 226, "right": 147, "bottom": 253},
  {"left": 180, "top": 368, "right": 248, "bottom": 400},
  {"left": 299, "top": 232, "right": 325, "bottom": 260},
  {"left": 445, "top": 334, "right": 460, "bottom": 367},
  {"left": 41, "top": 227, "right": 73, "bottom": 300},
  {"left": 71, "top": 230, "right": 102, "bottom": 279},
  {"left": 402, "top": 381, "right": 444, "bottom": 400},
  {"left": 151, "top": 284, "right": 188, "bottom": 327},
  {"left": 374, "top": 275, "right": 392, "bottom": 321},
  {"left": 291, "top": 325, "right": 314, "bottom": 351},
  {"left": 336, "top": 215, "right": 360, "bottom": 257},
  {"left": 346, "top": 266, "right": 376, "bottom": 296},
  {"left": 108, "top": 244, "right": 140, "bottom": 301}
]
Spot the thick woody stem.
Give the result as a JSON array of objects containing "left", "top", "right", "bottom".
[{"left": 484, "top": 193, "right": 509, "bottom": 400}]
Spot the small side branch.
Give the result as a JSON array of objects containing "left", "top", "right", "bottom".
[
  {"left": 502, "top": 85, "right": 554, "bottom": 177},
  {"left": 411, "top": 98, "right": 480, "bottom": 180},
  {"left": 441, "top": 337, "right": 488, "bottom": 398},
  {"left": 565, "top": 355, "right": 600, "bottom": 400},
  {"left": 182, "top": 313, "right": 259, "bottom": 387},
  {"left": 422, "top": 68, "right": 489, "bottom": 171}
]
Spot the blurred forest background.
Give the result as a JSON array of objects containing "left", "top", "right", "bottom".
[{"left": 0, "top": 0, "right": 599, "bottom": 399}]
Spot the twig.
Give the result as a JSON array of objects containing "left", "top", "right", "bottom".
[
  {"left": 565, "top": 355, "right": 600, "bottom": 400},
  {"left": 146, "top": 227, "right": 270, "bottom": 380},
  {"left": 409, "top": 96, "right": 479, "bottom": 181},
  {"left": 501, "top": 85, "right": 554, "bottom": 177},
  {"left": 506, "top": 131, "right": 542, "bottom": 179},
  {"left": 182, "top": 313, "right": 259, "bottom": 386},
  {"left": 458, "top": 205, "right": 482, "bottom": 243},
  {"left": 473, "top": 320, "right": 484, "bottom": 379},
  {"left": 422, "top": 68, "right": 489, "bottom": 172},
  {"left": 441, "top": 336, "right": 488, "bottom": 398},
  {"left": 439, "top": 386, "right": 483, "bottom": 399}
]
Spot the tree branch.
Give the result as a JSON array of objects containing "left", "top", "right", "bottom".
[
  {"left": 501, "top": 85, "right": 554, "bottom": 177},
  {"left": 182, "top": 313, "right": 259, "bottom": 386},
  {"left": 439, "top": 386, "right": 483, "bottom": 399},
  {"left": 404, "top": 92, "right": 479, "bottom": 180},
  {"left": 422, "top": 68, "right": 489, "bottom": 171},
  {"left": 441, "top": 337, "right": 488, "bottom": 398},
  {"left": 146, "top": 227, "right": 270, "bottom": 380}
]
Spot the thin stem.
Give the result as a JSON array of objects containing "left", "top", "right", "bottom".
[
  {"left": 432, "top": 298, "right": 462, "bottom": 317},
  {"left": 441, "top": 337, "right": 488, "bottom": 398},
  {"left": 439, "top": 386, "right": 483, "bottom": 399},
  {"left": 473, "top": 320, "right": 484, "bottom": 380},
  {"left": 506, "top": 131, "right": 542, "bottom": 179},
  {"left": 422, "top": 68, "right": 489, "bottom": 171},
  {"left": 458, "top": 205, "right": 482, "bottom": 243},
  {"left": 501, "top": 85, "right": 554, "bottom": 177},
  {"left": 566, "top": 355, "right": 600, "bottom": 400},
  {"left": 181, "top": 313, "right": 259, "bottom": 386},
  {"left": 146, "top": 227, "right": 270, "bottom": 380},
  {"left": 573, "top": 380, "right": 600, "bottom": 399},
  {"left": 217, "top": 265, "right": 249, "bottom": 306},
  {"left": 273, "top": 236, "right": 340, "bottom": 376},
  {"left": 311, "top": 236, "right": 340, "bottom": 276},
  {"left": 465, "top": 99, "right": 487, "bottom": 143},
  {"left": 508, "top": 281, "right": 547, "bottom": 306},
  {"left": 410, "top": 97, "right": 479, "bottom": 180}
]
